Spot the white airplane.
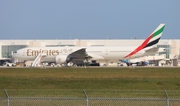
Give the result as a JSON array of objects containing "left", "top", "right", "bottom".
[{"left": 12, "top": 23, "right": 165, "bottom": 66}]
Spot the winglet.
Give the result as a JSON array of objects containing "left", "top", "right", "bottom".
[{"left": 124, "top": 23, "right": 165, "bottom": 58}]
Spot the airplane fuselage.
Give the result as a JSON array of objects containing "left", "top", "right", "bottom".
[{"left": 13, "top": 46, "right": 146, "bottom": 62}]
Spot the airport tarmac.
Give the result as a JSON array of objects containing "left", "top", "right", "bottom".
[{"left": 0, "top": 65, "right": 180, "bottom": 68}]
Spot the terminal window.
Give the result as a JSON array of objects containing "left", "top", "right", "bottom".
[
  {"left": 2, "top": 45, "right": 27, "bottom": 58},
  {"left": 157, "top": 45, "right": 170, "bottom": 58}
]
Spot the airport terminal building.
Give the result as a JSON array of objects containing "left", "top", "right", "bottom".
[{"left": 0, "top": 39, "right": 180, "bottom": 66}]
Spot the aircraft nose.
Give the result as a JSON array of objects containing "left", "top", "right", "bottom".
[{"left": 12, "top": 50, "right": 19, "bottom": 58}]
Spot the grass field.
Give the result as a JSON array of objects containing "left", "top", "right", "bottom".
[{"left": 0, "top": 67, "right": 180, "bottom": 98}]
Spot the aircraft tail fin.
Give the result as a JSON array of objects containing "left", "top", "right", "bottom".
[
  {"left": 143, "top": 23, "right": 165, "bottom": 48},
  {"left": 124, "top": 23, "right": 165, "bottom": 58}
]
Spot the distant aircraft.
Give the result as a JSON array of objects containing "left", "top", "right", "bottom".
[
  {"left": 120, "top": 48, "right": 167, "bottom": 66},
  {"left": 120, "top": 59, "right": 146, "bottom": 66},
  {"left": 12, "top": 24, "right": 165, "bottom": 66}
]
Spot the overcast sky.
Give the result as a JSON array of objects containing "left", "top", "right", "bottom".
[{"left": 0, "top": 0, "right": 179, "bottom": 39}]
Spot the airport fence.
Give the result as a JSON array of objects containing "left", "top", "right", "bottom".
[{"left": 0, "top": 89, "right": 180, "bottom": 106}]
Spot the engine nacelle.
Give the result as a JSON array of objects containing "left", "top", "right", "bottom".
[{"left": 55, "top": 55, "right": 70, "bottom": 64}]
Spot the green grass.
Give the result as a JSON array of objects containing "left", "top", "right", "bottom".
[{"left": 0, "top": 67, "right": 180, "bottom": 98}]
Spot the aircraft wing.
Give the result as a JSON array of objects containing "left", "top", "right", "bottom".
[
  {"left": 68, "top": 48, "right": 103, "bottom": 62},
  {"left": 68, "top": 48, "right": 88, "bottom": 60},
  {"left": 86, "top": 53, "right": 104, "bottom": 60}
]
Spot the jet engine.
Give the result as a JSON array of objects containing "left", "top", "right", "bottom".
[{"left": 55, "top": 55, "right": 71, "bottom": 64}]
